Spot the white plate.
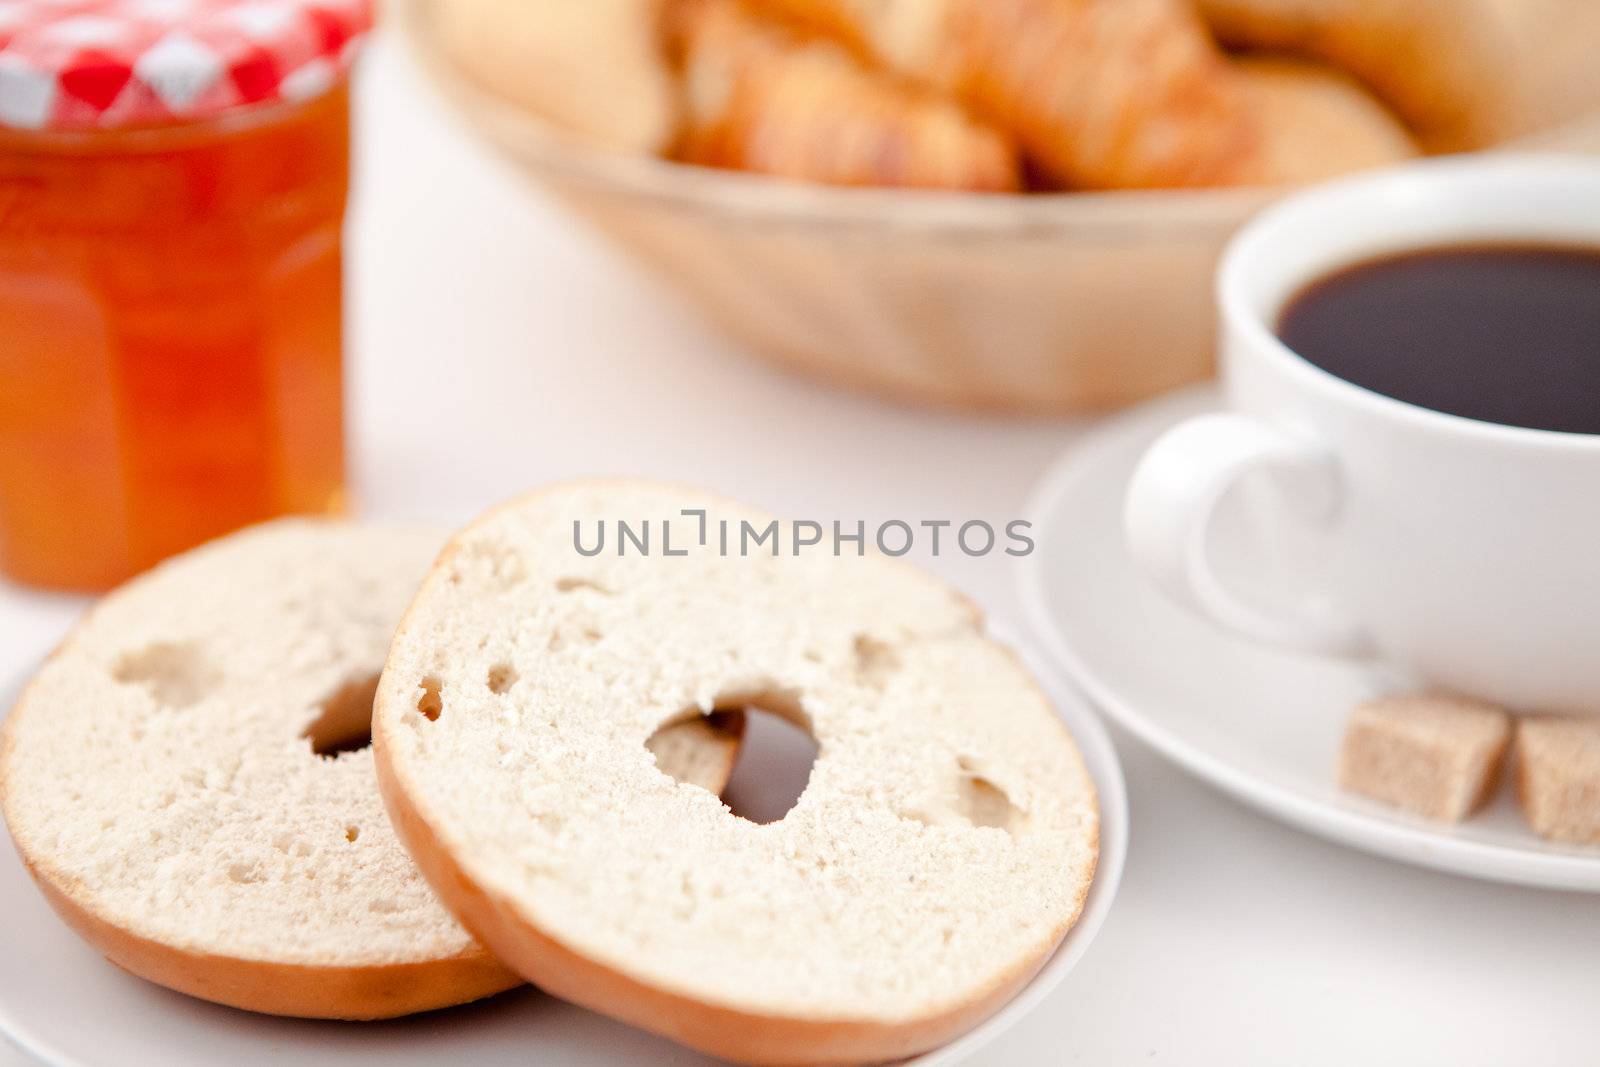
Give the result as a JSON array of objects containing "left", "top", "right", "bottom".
[
  {"left": 1019, "top": 385, "right": 1600, "bottom": 893},
  {"left": 0, "top": 631, "right": 1126, "bottom": 1067}
]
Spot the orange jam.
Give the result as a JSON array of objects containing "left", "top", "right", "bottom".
[{"left": 0, "top": 85, "right": 350, "bottom": 591}]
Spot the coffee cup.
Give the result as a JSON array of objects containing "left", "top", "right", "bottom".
[{"left": 1124, "top": 155, "right": 1600, "bottom": 714}]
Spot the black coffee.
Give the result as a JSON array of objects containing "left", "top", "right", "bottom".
[{"left": 1277, "top": 243, "right": 1600, "bottom": 434}]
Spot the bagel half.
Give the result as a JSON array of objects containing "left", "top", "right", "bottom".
[
  {"left": 0, "top": 519, "right": 741, "bottom": 1019},
  {"left": 373, "top": 482, "right": 1099, "bottom": 1065}
]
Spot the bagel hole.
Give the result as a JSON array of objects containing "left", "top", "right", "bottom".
[
  {"left": 417, "top": 676, "right": 443, "bottom": 722},
  {"left": 304, "top": 672, "right": 379, "bottom": 758},
  {"left": 717, "top": 690, "right": 818, "bottom": 825},
  {"left": 111, "top": 641, "right": 219, "bottom": 708},
  {"left": 646, "top": 710, "right": 747, "bottom": 793}
]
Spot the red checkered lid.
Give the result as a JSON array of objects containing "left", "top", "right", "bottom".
[{"left": 0, "top": 0, "right": 372, "bottom": 130}]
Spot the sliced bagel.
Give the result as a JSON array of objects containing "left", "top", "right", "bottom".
[
  {"left": 373, "top": 482, "right": 1099, "bottom": 1065},
  {"left": 0, "top": 519, "right": 741, "bottom": 1020},
  {"left": 1196, "top": 0, "right": 1515, "bottom": 150}
]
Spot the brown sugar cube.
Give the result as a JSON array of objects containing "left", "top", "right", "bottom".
[
  {"left": 1338, "top": 694, "right": 1511, "bottom": 821},
  {"left": 1515, "top": 715, "right": 1600, "bottom": 844}
]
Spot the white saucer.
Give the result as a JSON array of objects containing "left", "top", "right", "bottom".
[
  {"left": 0, "top": 632, "right": 1126, "bottom": 1067},
  {"left": 1019, "top": 385, "right": 1600, "bottom": 893}
]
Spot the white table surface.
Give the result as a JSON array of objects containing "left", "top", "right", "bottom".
[{"left": 3, "top": 34, "right": 1597, "bottom": 1067}]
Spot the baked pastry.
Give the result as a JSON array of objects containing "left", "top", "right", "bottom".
[
  {"left": 431, "top": 0, "right": 1536, "bottom": 195},
  {"left": 373, "top": 482, "right": 1100, "bottom": 1065},
  {"left": 1232, "top": 55, "right": 1418, "bottom": 184},
  {"left": 1487, "top": 0, "right": 1600, "bottom": 142},
  {"left": 750, "top": 0, "right": 1264, "bottom": 189},
  {"left": 432, "top": 0, "right": 681, "bottom": 153},
  {"left": 1195, "top": 0, "right": 1513, "bottom": 150},
  {"left": 669, "top": 0, "right": 1021, "bottom": 191},
  {"left": 0, "top": 520, "right": 741, "bottom": 1019}
]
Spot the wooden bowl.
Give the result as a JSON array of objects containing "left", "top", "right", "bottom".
[{"left": 399, "top": 0, "right": 1600, "bottom": 415}]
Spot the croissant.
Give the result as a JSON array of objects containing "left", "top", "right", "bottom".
[
  {"left": 666, "top": 0, "right": 1022, "bottom": 192},
  {"left": 1194, "top": 0, "right": 1512, "bottom": 151},
  {"left": 435, "top": 0, "right": 680, "bottom": 153},
  {"left": 1231, "top": 55, "right": 1418, "bottom": 185},
  {"left": 747, "top": 0, "right": 1266, "bottom": 190}
]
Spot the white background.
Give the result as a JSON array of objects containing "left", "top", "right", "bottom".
[{"left": 3, "top": 33, "right": 1598, "bottom": 1066}]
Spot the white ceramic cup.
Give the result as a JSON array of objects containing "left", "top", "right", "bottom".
[{"left": 1124, "top": 155, "right": 1600, "bottom": 714}]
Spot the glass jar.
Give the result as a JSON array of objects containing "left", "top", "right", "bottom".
[{"left": 0, "top": 4, "right": 363, "bottom": 591}]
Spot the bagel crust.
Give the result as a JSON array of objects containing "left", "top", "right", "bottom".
[
  {"left": 373, "top": 482, "right": 1100, "bottom": 1064},
  {"left": 0, "top": 519, "right": 740, "bottom": 1019},
  {"left": 21, "top": 860, "right": 517, "bottom": 1020}
]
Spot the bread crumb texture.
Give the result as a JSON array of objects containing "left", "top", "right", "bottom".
[
  {"left": 1338, "top": 693, "right": 1511, "bottom": 822},
  {"left": 375, "top": 482, "right": 1099, "bottom": 1024},
  {"left": 1515, "top": 715, "right": 1600, "bottom": 844},
  {"left": 0, "top": 521, "right": 478, "bottom": 968}
]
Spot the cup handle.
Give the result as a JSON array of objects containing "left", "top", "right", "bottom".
[{"left": 1123, "top": 412, "right": 1373, "bottom": 657}]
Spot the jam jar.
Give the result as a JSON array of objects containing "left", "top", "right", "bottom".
[{"left": 0, "top": 0, "right": 370, "bottom": 590}]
